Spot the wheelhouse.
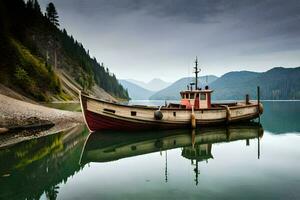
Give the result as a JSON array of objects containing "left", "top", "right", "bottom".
[{"left": 180, "top": 89, "right": 212, "bottom": 109}]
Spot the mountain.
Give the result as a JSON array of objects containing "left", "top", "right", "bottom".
[
  {"left": 149, "top": 75, "right": 218, "bottom": 100},
  {"left": 147, "top": 78, "right": 172, "bottom": 91},
  {"left": 119, "top": 80, "right": 154, "bottom": 100},
  {"left": 125, "top": 79, "right": 148, "bottom": 89},
  {"left": 210, "top": 67, "right": 300, "bottom": 100},
  {"left": 126, "top": 78, "right": 171, "bottom": 91},
  {"left": 150, "top": 67, "right": 300, "bottom": 100},
  {"left": 209, "top": 71, "right": 260, "bottom": 100},
  {"left": 0, "top": 0, "right": 129, "bottom": 101}
]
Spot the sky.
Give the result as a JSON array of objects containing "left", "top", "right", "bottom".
[{"left": 39, "top": 0, "right": 300, "bottom": 82}]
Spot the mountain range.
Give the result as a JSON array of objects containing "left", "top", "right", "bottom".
[
  {"left": 210, "top": 67, "right": 300, "bottom": 100},
  {"left": 125, "top": 78, "right": 171, "bottom": 91},
  {"left": 122, "top": 67, "right": 300, "bottom": 100},
  {"left": 119, "top": 80, "right": 154, "bottom": 100},
  {"left": 149, "top": 75, "right": 218, "bottom": 100}
]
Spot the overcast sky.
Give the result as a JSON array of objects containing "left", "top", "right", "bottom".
[{"left": 39, "top": 0, "right": 300, "bottom": 82}]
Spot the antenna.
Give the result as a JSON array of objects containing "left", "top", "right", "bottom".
[
  {"left": 188, "top": 60, "right": 190, "bottom": 90},
  {"left": 194, "top": 57, "right": 200, "bottom": 90}
]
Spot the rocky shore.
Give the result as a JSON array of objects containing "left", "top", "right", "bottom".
[{"left": 0, "top": 93, "right": 84, "bottom": 148}]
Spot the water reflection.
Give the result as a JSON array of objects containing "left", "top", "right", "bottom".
[
  {"left": 260, "top": 101, "right": 300, "bottom": 134},
  {"left": 1, "top": 101, "right": 300, "bottom": 199},
  {"left": 81, "top": 122, "right": 263, "bottom": 185},
  {"left": 0, "top": 125, "right": 89, "bottom": 200},
  {"left": 0, "top": 122, "right": 264, "bottom": 199}
]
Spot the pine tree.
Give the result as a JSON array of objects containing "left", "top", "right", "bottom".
[
  {"left": 33, "top": 0, "right": 41, "bottom": 13},
  {"left": 26, "top": 0, "right": 33, "bottom": 9},
  {"left": 46, "top": 2, "right": 59, "bottom": 27}
]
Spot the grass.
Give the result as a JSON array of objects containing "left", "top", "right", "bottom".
[{"left": 11, "top": 39, "right": 63, "bottom": 101}]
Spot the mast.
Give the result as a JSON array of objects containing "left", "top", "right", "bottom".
[{"left": 194, "top": 57, "right": 200, "bottom": 90}]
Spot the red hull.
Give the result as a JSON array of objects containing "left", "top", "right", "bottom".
[
  {"left": 81, "top": 94, "right": 186, "bottom": 131},
  {"left": 85, "top": 109, "right": 186, "bottom": 131}
]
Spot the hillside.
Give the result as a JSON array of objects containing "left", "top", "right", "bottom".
[
  {"left": 150, "top": 67, "right": 300, "bottom": 100},
  {"left": 149, "top": 75, "right": 218, "bottom": 100},
  {"left": 210, "top": 67, "right": 300, "bottom": 100},
  {"left": 119, "top": 80, "right": 154, "bottom": 100},
  {"left": 0, "top": 0, "right": 129, "bottom": 101},
  {"left": 209, "top": 71, "right": 260, "bottom": 100}
]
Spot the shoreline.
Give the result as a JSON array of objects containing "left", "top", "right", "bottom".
[{"left": 0, "top": 93, "right": 84, "bottom": 147}]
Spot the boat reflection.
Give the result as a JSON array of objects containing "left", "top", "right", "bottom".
[{"left": 81, "top": 122, "right": 263, "bottom": 184}]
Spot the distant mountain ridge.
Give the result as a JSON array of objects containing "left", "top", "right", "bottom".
[
  {"left": 149, "top": 75, "right": 218, "bottom": 100},
  {"left": 125, "top": 78, "right": 171, "bottom": 91},
  {"left": 149, "top": 67, "right": 300, "bottom": 100},
  {"left": 210, "top": 67, "right": 300, "bottom": 100},
  {"left": 119, "top": 80, "right": 154, "bottom": 100}
]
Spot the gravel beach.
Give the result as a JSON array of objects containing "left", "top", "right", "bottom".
[{"left": 0, "top": 94, "right": 84, "bottom": 147}]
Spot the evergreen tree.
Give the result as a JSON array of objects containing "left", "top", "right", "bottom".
[
  {"left": 33, "top": 0, "right": 41, "bottom": 13},
  {"left": 26, "top": 0, "right": 33, "bottom": 9},
  {"left": 46, "top": 2, "right": 59, "bottom": 26}
]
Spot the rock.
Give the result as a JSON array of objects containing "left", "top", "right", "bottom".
[
  {"left": 0, "top": 128, "right": 9, "bottom": 134},
  {"left": 2, "top": 174, "right": 10, "bottom": 177}
]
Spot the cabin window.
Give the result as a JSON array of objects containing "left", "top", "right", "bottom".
[
  {"left": 103, "top": 108, "right": 115, "bottom": 113},
  {"left": 173, "top": 112, "right": 176, "bottom": 117},
  {"left": 200, "top": 93, "right": 206, "bottom": 100},
  {"left": 196, "top": 93, "right": 199, "bottom": 99},
  {"left": 190, "top": 93, "right": 195, "bottom": 99},
  {"left": 131, "top": 111, "right": 137, "bottom": 116}
]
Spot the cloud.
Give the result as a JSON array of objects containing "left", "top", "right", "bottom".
[{"left": 39, "top": 0, "right": 300, "bottom": 81}]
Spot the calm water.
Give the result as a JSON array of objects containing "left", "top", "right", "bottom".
[{"left": 0, "top": 101, "right": 300, "bottom": 200}]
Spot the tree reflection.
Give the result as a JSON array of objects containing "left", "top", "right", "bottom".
[{"left": 46, "top": 185, "right": 59, "bottom": 200}]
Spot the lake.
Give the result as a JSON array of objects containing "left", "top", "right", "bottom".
[{"left": 0, "top": 101, "right": 300, "bottom": 200}]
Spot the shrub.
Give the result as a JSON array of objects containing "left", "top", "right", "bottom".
[{"left": 14, "top": 66, "right": 36, "bottom": 91}]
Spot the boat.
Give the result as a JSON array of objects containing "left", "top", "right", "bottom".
[{"left": 80, "top": 58, "right": 263, "bottom": 131}]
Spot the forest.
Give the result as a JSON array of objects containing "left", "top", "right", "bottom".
[{"left": 0, "top": 0, "right": 129, "bottom": 101}]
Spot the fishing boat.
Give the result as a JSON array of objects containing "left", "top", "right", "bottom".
[{"left": 80, "top": 58, "right": 263, "bottom": 131}]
